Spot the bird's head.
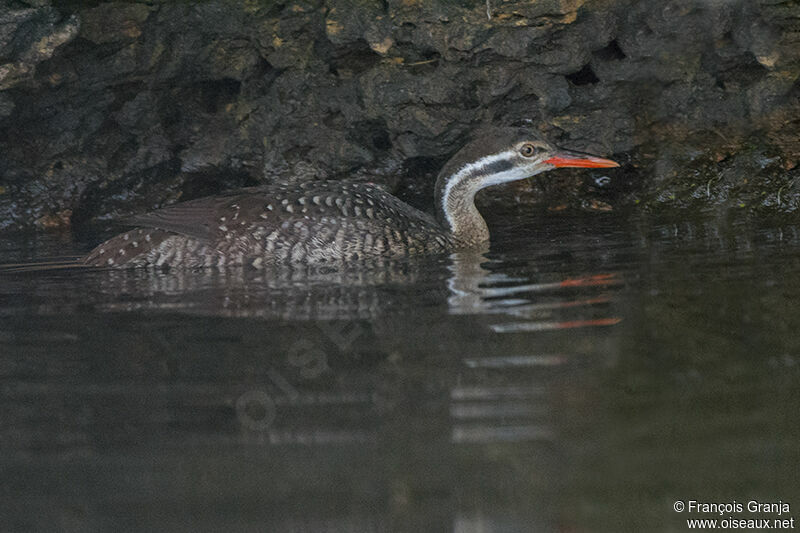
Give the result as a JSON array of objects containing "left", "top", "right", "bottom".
[
  {"left": 434, "top": 127, "right": 619, "bottom": 237},
  {"left": 436, "top": 127, "right": 619, "bottom": 197}
]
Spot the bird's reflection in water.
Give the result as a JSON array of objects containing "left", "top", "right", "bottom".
[
  {"left": 0, "top": 247, "right": 626, "bottom": 531},
  {"left": 445, "top": 248, "right": 624, "bottom": 449},
  {"left": 1, "top": 257, "right": 450, "bottom": 319},
  {"left": 5, "top": 219, "right": 800, "bottom": 530},
  {"left": 6, "top": 248, "right": 625, "bottom": 322},
  {"left": 448, "top": 247, "right": 622, "bottom": 321},
  {"left": 106, "top": 260, "right": 455, "bottom": 321}
]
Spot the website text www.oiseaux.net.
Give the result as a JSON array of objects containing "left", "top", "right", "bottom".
[{"left": 673, "top": 500, "right": 794, "bottom": 530}]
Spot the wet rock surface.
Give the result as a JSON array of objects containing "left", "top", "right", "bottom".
[{"left": 0, "top": 0, "right": 798, "bottom": 231}]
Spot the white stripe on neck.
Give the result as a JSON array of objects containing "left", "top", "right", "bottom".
[{"left": 440, "top": 149, "right": 523, "bottom": 231}]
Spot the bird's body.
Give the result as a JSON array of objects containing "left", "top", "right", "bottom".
[
  {"left": 84, "top": 181, "right": 453, "bottom": 268},
  {"left": 83, "top": 127, "right": 618, "bottom": 269}
]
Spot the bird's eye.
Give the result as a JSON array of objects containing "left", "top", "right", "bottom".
[{"left": 520, "top": 143, "right": 538, "bottom": 157}]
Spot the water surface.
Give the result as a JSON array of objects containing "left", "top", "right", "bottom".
[{"left": 1, "top": 212, "right": 798, "bottom": 531}]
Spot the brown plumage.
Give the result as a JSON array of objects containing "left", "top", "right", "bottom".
[{"left": 84, "top": 181, "right": 452, "bottom": 268}]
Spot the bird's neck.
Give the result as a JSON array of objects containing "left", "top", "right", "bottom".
[
  {"left": 435, "top": 148, "right": 527, "bottom": 245},
  {"left": 434, "top": 149, "right": 533, "bottom": 245},
  {"left": 434, "top": 174, "right": 490, "bottom": 246}
]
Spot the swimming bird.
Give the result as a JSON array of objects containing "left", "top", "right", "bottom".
[{"left": 83, "top": 127, "right": 618, "bottom": 268}]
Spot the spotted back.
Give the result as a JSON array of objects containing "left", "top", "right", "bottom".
[{"left": 85, "top": 181, "right": 453, "bottom": 268}]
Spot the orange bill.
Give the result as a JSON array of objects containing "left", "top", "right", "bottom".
[{"left": 544, "top": 150, "right": 620, "bottom": 168}]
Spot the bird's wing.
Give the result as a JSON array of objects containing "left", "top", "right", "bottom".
[
  {"left": 126, "top": 202, "right": 219, "bottom": 241},
  {"left": 125, "top": 190, "right": 268, "bottom": 241}
]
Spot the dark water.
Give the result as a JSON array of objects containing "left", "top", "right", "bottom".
[{"left": 1, "top": 212, "right": 799, "bottom": 532}]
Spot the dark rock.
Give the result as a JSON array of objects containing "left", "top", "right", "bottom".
[
  {"left": 0, "top": 4, "right": 78, "bottom": 91},
  {"left": 0, "top": 0, "right": 798, "bottom": 231},
  {"left": 0, "top": 91, "right": 13, "bottom": 116},
  {"left": 79, "top": 3, "right": 151, "bottom": 45}
]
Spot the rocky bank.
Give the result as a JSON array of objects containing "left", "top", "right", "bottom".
[{"left": 0, "top": 0, "right": 798, "bottom": 232}]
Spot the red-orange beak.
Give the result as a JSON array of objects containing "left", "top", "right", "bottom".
[{"left": 544, "top": 149, "right": 620, "bottom": 168}]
